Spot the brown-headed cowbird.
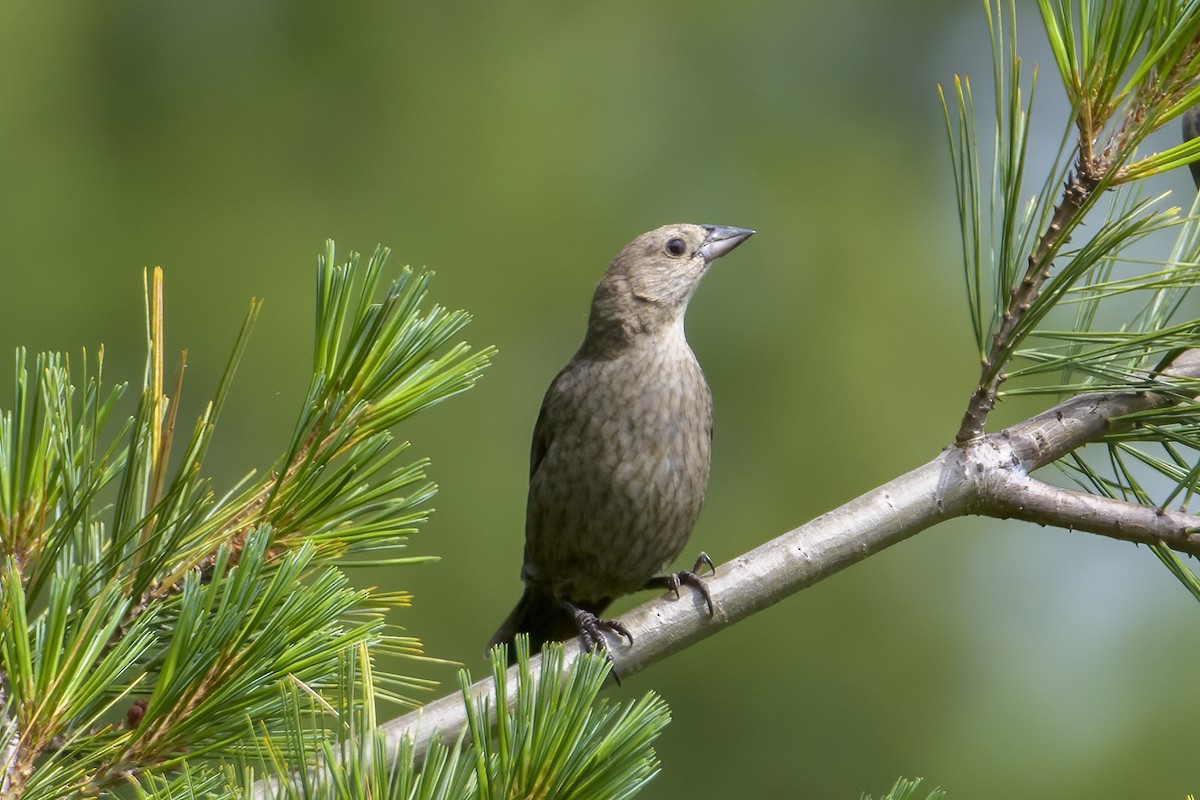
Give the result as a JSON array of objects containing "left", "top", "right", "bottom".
[{"left": 489, "top": 223, "right": 754, "bottom": 655}]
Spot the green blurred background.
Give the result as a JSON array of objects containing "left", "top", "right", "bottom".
[{"left": 3, "top": 1, "right": 1198, "bottom": 797}]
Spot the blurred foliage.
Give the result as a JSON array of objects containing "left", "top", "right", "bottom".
[{"left": 1, "top": 1, "right": 1198, "bottom": 798}]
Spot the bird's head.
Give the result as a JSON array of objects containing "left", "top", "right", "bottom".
[{"left": 584, "top": 223, "right": 754, "bottom": 349}]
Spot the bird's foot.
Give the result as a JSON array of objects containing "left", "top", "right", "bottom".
[
  {"left": 562, "top": 601, "right": 634, "bottom": 652},
  {"left": 563, "top": 603, "right": 632, "bottom": 684},
  {"left": 645, "top": 551, "right": 716, "bottom": 615}
]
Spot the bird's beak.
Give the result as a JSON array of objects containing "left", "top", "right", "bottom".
[{"left": 698, "top": 225, "right": 755, "bottom": 262}]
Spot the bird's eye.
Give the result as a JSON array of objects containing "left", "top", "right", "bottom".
[{"left": 665, "top": 238, "right": 687, "bottom": 256}]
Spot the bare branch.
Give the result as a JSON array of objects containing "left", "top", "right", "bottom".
[
  {"left": 982, "top": 474, "right": 1200, "bottom": 553},
  {"left": 344, "top": 348, "right": 1200, "bottom": 781}
]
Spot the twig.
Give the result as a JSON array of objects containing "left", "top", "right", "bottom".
[
  {"left": 957, "top": 170, "right": 1098, "bottom": 442},
  {"left": 983, "top": 475, "right": 1200, "bottom": 551},
  {"left": 333, "top": 348, "right": 1200, "bottom": 782}
]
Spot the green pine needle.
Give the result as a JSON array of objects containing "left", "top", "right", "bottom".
[
  {"left": 244, "top": 641, "right": 668, "bottom": 800},
  {"left": 464, "top": 639, "right": 670, "bottom": 800},
  {"left": 945, "top": 0, "right": 1200, "bottom": 624},
  {"left": 861, "top": 776, "right": 947, "bottom": 800},
  {"left": 0, "top": 242, "right": 493, "bottom": 798}
]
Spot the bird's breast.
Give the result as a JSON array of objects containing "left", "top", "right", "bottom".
[{"left": 523, "top": 334, "right": 714, "bottom": 599}]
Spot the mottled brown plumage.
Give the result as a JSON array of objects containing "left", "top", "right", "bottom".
[{"left": 489, "top": 223, "right": 754, "bottom": 654}]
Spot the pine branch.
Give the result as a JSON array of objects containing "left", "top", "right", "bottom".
[
  {"left": 957, "top": 170, "right": 1097, "bottom": 441},
  {"left": 371, "top": 348, "right": 1200, "bottom": 772},
  {"left": 862, "top": 777, "right": 947, "bottom": 800},
  {"left": 250, "top": 642, "right": 668, "bottom": 800},
  {"left": 983, "top": 476, "right": 1200, "bottom": 551},
  {"left": 0, "top": 243, "right": 493, "bottom": 799},
  {"left": 366, "top": 3, "right": 1200, "bottom": 783},
  {"left": 950, "top": 0, "right": 1200, "bottom": 442}
]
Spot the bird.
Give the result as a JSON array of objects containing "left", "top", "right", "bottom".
[{"left": 488, "top": 223, "right": 754, "bottom": 656}]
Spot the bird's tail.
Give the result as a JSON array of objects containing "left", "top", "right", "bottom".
[{"left": 487, "top": 587, "right": 580, "bottom": 656}]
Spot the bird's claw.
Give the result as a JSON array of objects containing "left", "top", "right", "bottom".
[
  {"left": 569, "top": 605, "right": 634, "bottom": 651},
  {"left": 566, "top": 605, "right": 632, "bottom": 684},
  {"left": 648, "top": 551, "right": 716, "bottom": 616}
]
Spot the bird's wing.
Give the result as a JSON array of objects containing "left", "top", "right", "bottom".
[
  {"left": 529, "top": 399, "right": 554, "bottom": 480},
  {"left": 529, "top": 362, "right": 574, "bottom": 480}
]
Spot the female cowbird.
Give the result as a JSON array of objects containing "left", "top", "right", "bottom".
[{"left": 489, "top": 223, "right": 754, "bottom": 655}]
